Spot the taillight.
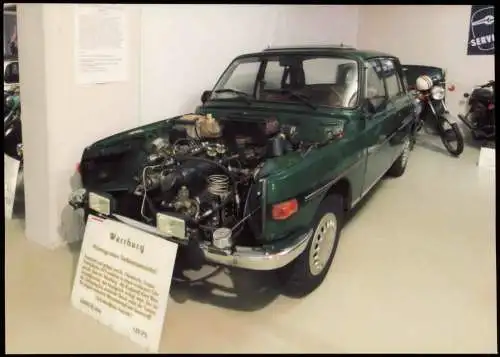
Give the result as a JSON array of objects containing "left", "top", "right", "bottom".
[
  {"left": 76, "top": 163, "right": 81, "bottom": 173},
  {"left": 448, "top": 84, "right": 456, "bottom": 92},
  {"left": 271, "top": 199, "right": 299, "bottom": 220},
  {"left": 488, "top": 103, "right": 495, "bottom": 110}
]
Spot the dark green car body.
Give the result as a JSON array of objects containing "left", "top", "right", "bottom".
[{"left": 72, "top": 46, "right": 415, "bottom": 273}]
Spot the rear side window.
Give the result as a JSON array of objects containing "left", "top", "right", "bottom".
[
  {"left": 365, "top": 59, "right": 386, "bottom": 108},
  {"left": 4, "top": 62, "right": 19, "bottom": 84},
  {"left": 380, "top": 58, "right": 404, "bottom": 98}
]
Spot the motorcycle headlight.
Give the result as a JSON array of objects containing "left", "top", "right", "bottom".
[
  {"left": 5, "top": 96, "right": 14, "bottom": 107},
  {"left": 431, "top": 86, "right": 445, "bottom": 100}
]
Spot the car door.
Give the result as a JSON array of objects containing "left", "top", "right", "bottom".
[
  {"left": 380, "top": 57, "right": 414, "bottom": 161},
  {"left": 361, "top": 58, "right": 394, "bottom": 194}
]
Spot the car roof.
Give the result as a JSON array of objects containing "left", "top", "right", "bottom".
[{"left": 234, "top": 45, "right": 397, "bottom": 62}]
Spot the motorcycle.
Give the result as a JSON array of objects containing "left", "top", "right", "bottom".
[
  {"left": 457, "top": 80, "right": 495, "bottom": 142},
  {"left": 4, "top": 86, "right": 23, "bottom": 161},
  {"left": 411, "top": 75, "right": 464, "bottom": 157}
]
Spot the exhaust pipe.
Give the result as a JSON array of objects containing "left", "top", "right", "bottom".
[{"left": 457, "top": 114, "right": 475, "bottom": 130}]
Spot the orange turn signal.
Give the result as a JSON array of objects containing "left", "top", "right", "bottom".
[{"left": 272, "top": 199, "right": 299, "bottom": 220}]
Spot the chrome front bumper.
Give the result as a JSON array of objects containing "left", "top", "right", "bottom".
[
  {"left": 68, "top": 188, "right": 313, "bottom": 271},
  {"left": 200, "top": 229, "right": 312, "bottom": 271}
]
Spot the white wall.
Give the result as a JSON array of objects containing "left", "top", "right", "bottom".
[
  {"left": 140, "top": 4, "right": 360, "bottom": 123},
  {"left": 17, "top": 4, "right": 359, "bottom": 248},
  {"left": 357, "top": 5, "right": 495, "bottom": 117},
  {"left": 17, "top": 4, "right": 142, "bottom": 247}
]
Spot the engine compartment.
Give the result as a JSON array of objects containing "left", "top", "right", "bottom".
[{"left": 132, "top": 113, "right": 302, "bottom": 248}]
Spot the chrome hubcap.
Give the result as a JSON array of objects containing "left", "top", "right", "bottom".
[
  {"left": 308, "top": 213, "right": 337, "bottom": 276},
  {"left": 401, "top": 138, "right": 410, "bottom": 167}
]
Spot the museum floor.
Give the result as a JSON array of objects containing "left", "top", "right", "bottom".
[{"left": 5, "top": 134, "right": 497, "bottom": 354}]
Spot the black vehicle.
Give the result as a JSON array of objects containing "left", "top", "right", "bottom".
[
  {"left": 4, "top": 88, "right": 23, "bottom": 161},
  {"left": 403, "top": 65, "right": 464, "bottom": 157},
  {"left": 458, "top": 80, "right": 495, "bottom": 142}
]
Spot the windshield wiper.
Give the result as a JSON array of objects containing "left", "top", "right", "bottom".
[
  {"left": 265, "top": 89, "right": 318, "bottom": 110},
  {"left": 213, "top": 89, "right": 253, "bottom": 104}
]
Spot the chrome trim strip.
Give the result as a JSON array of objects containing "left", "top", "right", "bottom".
[
  {"left": 260, "top": 178, "right": 267, "bottom": 233},
  {"left": 201, "top": 229, "right": 313, "bottom": 271},
  {"left": 304, "top": 156, "right": 364, "bottom": 202},
  {"left": 352, "top": 135, "right": 410, "bottom": 208}
]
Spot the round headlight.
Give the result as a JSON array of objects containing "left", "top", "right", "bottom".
[
  {"left": 5, "top": 96, "right": 14, "bottom": 108},
  {"left": 431, "top": 86, "right": 445, "bottom": 100}
]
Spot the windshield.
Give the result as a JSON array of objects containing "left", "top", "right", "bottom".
[{"left": 210, "top": 55, "right": 360, "bottom": 109}]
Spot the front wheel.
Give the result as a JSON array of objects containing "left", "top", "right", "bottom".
[
  {"left": 276, "top": 195, "right": 344, "bottom": 298},
  {"left": 438, "top": 115, "right": 464, "bottom": 157}
]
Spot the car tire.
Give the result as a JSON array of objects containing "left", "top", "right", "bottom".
[
  {"left": 277, "top": 195, "right": 344, "bottom": 298},
  {"left": 387, "top": 136, "right": 411, "bottom": 178}
]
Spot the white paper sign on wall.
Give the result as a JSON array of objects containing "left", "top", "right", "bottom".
[
  {"left": 4, "top": 154, "right": 20, "bottom": 220},
  {"left": 74, "top": 4, "right": 129, "bottom": 84},
  {"left": 70, "top": 214, "right": 178, "bottom": 352}
]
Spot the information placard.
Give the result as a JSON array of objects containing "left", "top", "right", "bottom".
[
  {"left": 4, "top": 154, "right": 20, "bottom": 220},
  {"left": 478, "top": 146, "right": 495, "bottom": 169},
  {"left": 74, "top": 4, "right": 129, "bottom": 84},
  {"left": 71, "top": 215, "right": 178, "bottom": 352}
]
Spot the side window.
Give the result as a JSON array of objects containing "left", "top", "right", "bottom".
[
  {"left": 380, "top": 58, "right": 403, "bottom": 98},
  {"left": 365, "top": 59, "right": 386, "bottom": 108},
  {"left": 262, "top": 61, "right": 285, "bottom": 89}
]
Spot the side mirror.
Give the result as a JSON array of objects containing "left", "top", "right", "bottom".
[{"left": 201, "top": 90, "right": 212, "bottom": 104}]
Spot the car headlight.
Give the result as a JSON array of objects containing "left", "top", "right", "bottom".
[
  {"left": 88, "top": 192, "right": 111, "bottom": 215},
  {"left": 431, "top": 86, "right": 445, "bottom": 100},
  {"left": 156, "top": 212, "right": 187, "bottom": 240}
]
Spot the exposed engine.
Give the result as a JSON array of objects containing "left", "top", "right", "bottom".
[{"left": 132, "top": 113, "right": 301, "bottom": 247}]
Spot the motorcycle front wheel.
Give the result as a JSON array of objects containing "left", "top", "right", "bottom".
[{"left": 438, "top": 114, "right": 464, "bottom": 157}]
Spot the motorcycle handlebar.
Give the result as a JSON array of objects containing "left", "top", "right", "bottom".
[{"left": 479, "top": 80, "right": 495, "bottom": 89}]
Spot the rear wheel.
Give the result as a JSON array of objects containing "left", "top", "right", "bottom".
[
  {"left": 387, "top": 136, "right": 411, "bottom": 177},
  {"left": 277, "top": 195, "right": 344, "bottom": 298},
  {"left": 438, "top": 116, "right": 464, "bottom": 157}
]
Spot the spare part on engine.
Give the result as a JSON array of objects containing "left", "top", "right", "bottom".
[
  {"left": 281, "top": 124, "right": 300, "bottom": 145},
  {"left": 268, "top": 134, "right": 287, "bottom": 157},
  {"left": 150, "top": 137, "right": 170, "bottom": 153},
  {"left": 207, "top": 174, "right": 230, "bottom": 198},
  {"left": 172, "top": 186, "right": 200, "bottom": 217},
  {"left": 264, "top": 117, "right": 280, "bottom": 136},
  {"left": 212, "top": 227, "right": 232, "bottom": 250},
  {"left": 181, "top": 113, "right": 222, "bottom": 139}
]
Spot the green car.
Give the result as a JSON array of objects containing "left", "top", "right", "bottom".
[{"left": 69, "top": 45, "right": 416, "bottom": 297}]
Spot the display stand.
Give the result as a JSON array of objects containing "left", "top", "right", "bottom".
[
  {"left": 478, "top": 144, "right": 495, "bottom": 170},
  {"left": 71, "top": 214, "right": 178, "bottom": 352},
  {"left": 4, "top": 154, "right": 20, "bottom": 220}
]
